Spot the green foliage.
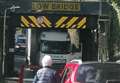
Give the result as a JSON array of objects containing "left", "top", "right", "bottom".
[
  {"left": 111, "top": 0, "right": 120, "bottom": 25},
  {"left": 111, "top": 0, "right": 120, "bottom": 6},
  {"left": 109, "top": 0, "right": 120, "bottom": 60}
]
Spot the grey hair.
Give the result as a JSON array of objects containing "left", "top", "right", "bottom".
[{"left": 41, "top": 55, "right": 53, "bottom": 67}]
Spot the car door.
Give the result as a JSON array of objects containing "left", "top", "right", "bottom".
[{"left": 61, "top": 65, "right": 73, "bottom": 83}]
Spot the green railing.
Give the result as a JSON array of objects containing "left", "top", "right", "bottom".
[{"left": 32, "top": 0, "right": 110, "bottom": 2}]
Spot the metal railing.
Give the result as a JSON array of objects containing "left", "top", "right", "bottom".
[{"left": 32, "top": 0, "right": 110, "bottom": 2}]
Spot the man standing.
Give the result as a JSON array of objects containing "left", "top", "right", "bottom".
[{"left": 33, "top": 55, "right": 61, "bottom": 83}]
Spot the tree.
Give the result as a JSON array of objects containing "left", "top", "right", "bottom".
[{"left": 109, "top": 0, "right": 120, "bottom": 61}]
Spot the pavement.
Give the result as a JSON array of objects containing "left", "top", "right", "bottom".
[{"left": 2, "top": 53, "right": 34, "bottom": 83}]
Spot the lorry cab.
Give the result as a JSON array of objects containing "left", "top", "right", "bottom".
[
  {"left": 38, "top": 30, "right": 71, "bottom": 68},
  {"left": 38, "top": 30, "right": 82, "bottom": 65}
]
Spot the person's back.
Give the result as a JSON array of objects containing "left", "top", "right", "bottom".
[
  {"left": 33, "top": 55, "right": 61, "bottom": 83},
  {"left": 33, "top": 67, "right": 59, "bottom": 83}
]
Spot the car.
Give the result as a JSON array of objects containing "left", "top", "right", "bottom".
[{"left": 61, "top": 60, "right": 120, "bottom": 83}]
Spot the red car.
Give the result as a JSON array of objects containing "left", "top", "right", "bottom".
[{"left": 61, "top": 60, "right": 120, "bottom": 83}]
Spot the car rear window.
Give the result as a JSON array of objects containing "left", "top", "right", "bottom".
[{"left": 76, "top": 63, "right": 120, "bottom": 83}]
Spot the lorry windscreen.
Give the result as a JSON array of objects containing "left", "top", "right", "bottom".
[{"left": 40, "top": 40, "right": 71, "bottom": 54}]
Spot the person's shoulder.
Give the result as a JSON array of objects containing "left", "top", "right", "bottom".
[
  {"left": 47, "top": 68, "right": 56, "bottom": 72},
  {"left": 37, "top": 68, "right": 44, "bottom": 73},
  {"left": 46, "top": 68, "right": 56, "bottom": 74}
]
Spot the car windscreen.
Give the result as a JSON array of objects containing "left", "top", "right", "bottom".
[{"left": 76, "top": 63, "right": 120, "bottom": 83}]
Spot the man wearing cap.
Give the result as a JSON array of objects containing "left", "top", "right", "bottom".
[{"left": 33, "top": 55, "right": 61, "bottom": 83}]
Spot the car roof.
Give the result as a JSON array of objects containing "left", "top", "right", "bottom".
[
  {"left": 82, "top": 61, "right": 120, "bottom": 66},
  {"left": 67, "top": 59, "right": 120, "bottom": 64},
  {"left": 66, "top": 60, "right": 120, "bottom": 68},
  {"left": 70, "top": 59, "right": 82, "bottom": 64}
]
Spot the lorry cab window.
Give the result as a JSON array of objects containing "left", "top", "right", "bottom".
[{"left": 40, "top": 40, "right": 71, "bottom": 54}]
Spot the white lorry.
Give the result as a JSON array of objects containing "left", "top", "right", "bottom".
[{"left": 38, "top": 30, "right": 82, "bottom": 65}]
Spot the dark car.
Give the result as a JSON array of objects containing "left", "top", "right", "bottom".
[
  {"left": 15, "top": 44, "right": 26, "bottom": 55},
  {"left": 61, "top": 60, "right": 120, "bottom": 83}
]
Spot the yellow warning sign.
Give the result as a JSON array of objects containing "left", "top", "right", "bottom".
[
  {"left": 20, "top": 16, "right": 86, "bottom": 29},
  {"left": 55, "top": 16, "right": 86, "bottom": 29},
  {"left": 21, "top": 16, "right": 52, "bottom": 28},
  {"left": 32, "top": 2, "right": 80, "bottom": 11}
]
